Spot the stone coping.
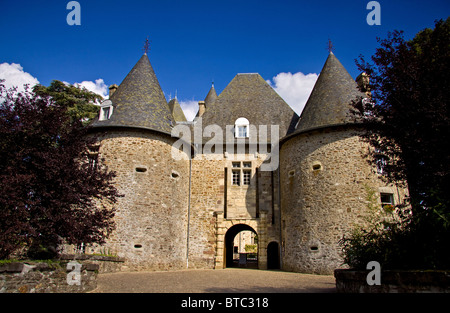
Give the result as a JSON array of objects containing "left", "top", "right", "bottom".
[{"left": 58, "top": 253, "right": 126, "bottom": 263}]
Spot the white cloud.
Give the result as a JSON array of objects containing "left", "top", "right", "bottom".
[
  {"left": 0, "top": 62, "right": 40, "bottom": 93},
  {"left": 267, "top": 72, "right": 318, "bottom": 115},
  {"left": 74, "top": 78, "right": 109, "bottom": 100},
  {"left": 179, "top": 99, "right": 198, "bottom": 121}
]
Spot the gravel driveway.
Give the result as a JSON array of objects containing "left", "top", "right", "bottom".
[{"left": 92, "top": 268, "right": 336, "bottom": 293}]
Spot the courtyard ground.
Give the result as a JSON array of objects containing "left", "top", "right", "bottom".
[{"left": 91, "top": 268, "right": 336, "bottom": 293}]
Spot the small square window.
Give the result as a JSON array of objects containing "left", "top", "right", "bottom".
[
  {"left": 232, "top": 170, "right": 240, "bottom": 186},
  {"left": 238, "top": 126, "right": 248, "bottom": 138},
  {"left": 380, "top": 193, "right": 394, "bottom": 210},
  {"left": 232, "top": 162, "right": 241, "bottom": 168},
  {"left": 243, "top": 162, "right": 251, "bottom": 168},
  {"left": 243, "top": 170, "right": 251, "bottom": 185}
]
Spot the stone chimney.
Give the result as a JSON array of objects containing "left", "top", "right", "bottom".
[
  {"left": 109, "top": 84, "right": 118, "bottom": 97},
  {"left": 356, "top": 72, "right": 370, "bottom": 97},
  {"left": 198, "top": 101, "right": 206, "bottom": 117}
]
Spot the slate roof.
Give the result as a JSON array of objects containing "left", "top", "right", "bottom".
[
  {"left": 293, "top": 52, "right": 364, "bottom": 135},
  {"left": 92, "top": 54, "right": 174, "bottom": 134},
  {"left": 199, "top": 73, "right": 299, "bottom": 142},
  {"left": 168, "top": 97, "right": 187, "bottom": 122},
  {"left": 204, "top": 83, "right": 218, "bottom": 106},
  {"left": 194, "top": 84, "right": 218, "bottom": 119}
]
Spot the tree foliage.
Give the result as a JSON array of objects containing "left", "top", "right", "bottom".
[
  {"left": 342, "top": 18, "right": 450, "bottom": 270},
  {"left": 33, "top": 80, "right": 101, "bottom": 125},
  {"left": 0, "top": 81, "right": 119, "bottom": 259}
]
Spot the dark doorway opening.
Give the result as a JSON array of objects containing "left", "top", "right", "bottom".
[
  {"left": 224, "top": 224, "right": 258, "bottom": 268},
  {"left": 267, "top": 241, "right": 280, "bottom": 269}
]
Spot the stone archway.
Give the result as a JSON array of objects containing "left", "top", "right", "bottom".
[
  {"left": 224, "top": 224, "right": 257, "bottom": 268},
  {"left": 214, "top": 212, "right": 268, "bottom": 270}
]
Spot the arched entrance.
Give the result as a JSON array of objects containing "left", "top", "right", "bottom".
[
  {"left": 267, "top": 241, "right": 280, "bottom": 269},
  {"left": 224, "top": 224, "right": 258, "bottom": 268}
]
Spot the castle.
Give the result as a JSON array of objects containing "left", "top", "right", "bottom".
[{"left": 85, "top": 50, "right": 407, "bottom": 274}]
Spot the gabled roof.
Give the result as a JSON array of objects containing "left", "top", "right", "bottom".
[
  {"left": 92, "top": 54, "right": 174, "bottom": 134},
  {"left": 200, "top": 73, "right": 299, "bottom": 140},
  {"left": 293, "top": 52, "right": 364, "bottom": 134},
  {"left": 168, "top": 97, "right": 187, "bottom": 122}
]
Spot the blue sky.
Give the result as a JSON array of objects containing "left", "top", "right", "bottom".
[{"left": 1, "top": 0, "right": 448, "bottom": 120}]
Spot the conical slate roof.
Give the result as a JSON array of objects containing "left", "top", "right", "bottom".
[
  {"left": 168, "top": 97, "right": 187, "bottom": 122},
  {"left": 200, "top": 73, "right": 299, "bottom": 141},
  {"left": 194, "top": 84, "right": 218, "bottom": 119},
  {"left": 92, "top": 54, "right": 174, "bottom": 133},
  {"left": 204, "top": 83, "right": 217, "bottom": 106},
  {"left": 294, "top": 52, "right": 364, "bottom": 134}
]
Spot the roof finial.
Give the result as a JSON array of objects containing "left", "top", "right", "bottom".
[
  {"left": 327, "top": 38, "right": 335, "bottom": 54},
  {"left": 143, "top": 37, "right": 150, "bottom": 55}
]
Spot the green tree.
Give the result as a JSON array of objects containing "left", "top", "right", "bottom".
[
  {"left": 342, "top": 18, "right": 450, "bottom": 270},
  {"left": 33, "top": 80, "right": 102, "bottom": 125}
]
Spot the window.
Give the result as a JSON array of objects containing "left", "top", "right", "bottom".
[
  {"left": 243, "top": 170, "right": 251, "bottom": 185},
  {"left": 230, "top": 161, "right": 252, "bottom": 186},
  {"left": 238, "top": 126, "right": 247, "bottom": 138},
  {"left": 375, "top": 149, "right": 387, "bottom": 175},
  {"left": 234, "top": 117, "right": 249, "bottom": 138},
  {"left": 232, "top": 170, "right": 240, "bottom": 186},
  {"left": 87, "top": 145, "right": 100, "bottom": 170},
  {"left": 102, "top": 107, "right": 110, "bottom": 119},
  {"left": 380, "top": 193, "right": 394, "bottom": 211},
  {"left": 99, "top": 100, "right": 113, "bottom": 121}
]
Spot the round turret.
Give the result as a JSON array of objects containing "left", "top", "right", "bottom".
[
  {"left": 280, "top": 53, "right": 382, "bottom": 274},
  {"left": 89, "top": 54, "right": 190, "bottom": 271}
]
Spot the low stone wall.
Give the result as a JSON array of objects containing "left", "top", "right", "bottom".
[
  {"left": 334, "top": 269, "right": 450, "bottom": 293},
  {"left": 0, "top": 261, "right": 98, "bottom": 293},
  {"left": 1, "top": 255, "right": 125, "bottom": 293}
]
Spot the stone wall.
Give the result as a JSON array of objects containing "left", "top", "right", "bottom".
[
  {"left": 59, "top": 254, "right": 125, "bottom": 273},
  {"left": 92, "top": 128, "right": 190, "bottom": 271},
  {"left": 0, "top": 261, "right": 98, "bottom": 293},
  {"left": 188, "top": 157, "right": 225, "bottom": 269},
  {"left": 280, "top": 127, "right": 406, "bottom": 274},
  {"left": 188, "top": 150, "right": 281, "bottom": 270}
]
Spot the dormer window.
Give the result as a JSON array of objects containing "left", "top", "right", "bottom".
[
  {"left": 99, "top": 100, "right": 113, "bottom": 121},
  {"left": 235, "top": 117, "right": 249, "bottom": 138}
]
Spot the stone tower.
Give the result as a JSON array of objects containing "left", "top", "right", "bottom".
[
  {"left": 279, "top": 52, "right": 405, "bottom": 274},
  {"left": 89, "top": 53, "right": 191, "bottom": 271}
]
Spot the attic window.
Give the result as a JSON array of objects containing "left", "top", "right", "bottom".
[
  {"left": 235, "top": 117, "right": 249, "bottom": 138},
  {"left": 99, "top": 100, "right": 113, "bottom": 121}
]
